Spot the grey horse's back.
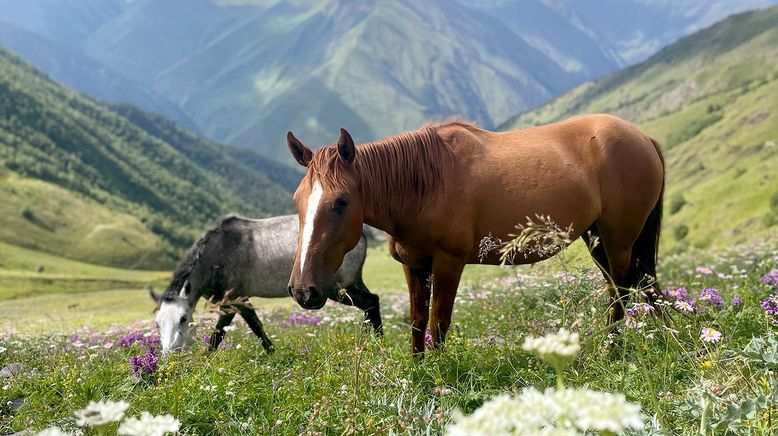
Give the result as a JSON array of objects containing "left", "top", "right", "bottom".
[{"left": 205, "top": 215, "right": 367, "bottom": 299}]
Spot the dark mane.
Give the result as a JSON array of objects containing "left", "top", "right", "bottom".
[
  {"left": 308, "top": 123, "right": 459, "bottom": 213},
  {"left": 162, "top": 214, "right": 246, "bottom": 301}
]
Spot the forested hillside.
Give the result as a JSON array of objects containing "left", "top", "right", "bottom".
[{"left": 0, "top": 46, "right": 298, "bottom": 268}]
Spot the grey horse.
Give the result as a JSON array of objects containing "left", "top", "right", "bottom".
[{"left": 150, "top": 214, "right": 381, "bottom": 355}]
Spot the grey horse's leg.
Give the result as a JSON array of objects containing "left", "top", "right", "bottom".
[
  {"left": 331, "top": 278, "right": 383, "bottom": 335},
  {"left": 239, "top": 307, "right": 275, "bottom": 354},
  {"left": 208, "top": 312, "right": 235, "bottom": 351}
]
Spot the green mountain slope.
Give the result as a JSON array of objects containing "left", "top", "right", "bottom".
[
  {"left": 0, "top": 46, "right": 296, "bottom": 268},
  {"left": 501, "top": 6, "right": 778, "bottom": 254}
]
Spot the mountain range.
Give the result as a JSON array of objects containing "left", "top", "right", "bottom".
[{"left": 1, "top": 0, "right": 775, "bottom": 161}]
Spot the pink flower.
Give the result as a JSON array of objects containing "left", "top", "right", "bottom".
[
  {"left": 103, "top": 342, "right": 114, "bottom": 349},
  {"left": 700, "top": 327, "right": 722, "bottom": 344}
]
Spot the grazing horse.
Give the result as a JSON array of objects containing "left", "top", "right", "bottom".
[
  {"left": 285, "top": 114, "right": 664, "bottom": 355},
  {"left": 150, "top": 214, "right": 382, "bottom": 355}
]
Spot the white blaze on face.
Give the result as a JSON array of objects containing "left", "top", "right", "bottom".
[
  {"left": 155, "top": 298, "right": 194, "bottom": 355},
  {"left": 300, "top": 180, "right": 324, "bottom": 275}
]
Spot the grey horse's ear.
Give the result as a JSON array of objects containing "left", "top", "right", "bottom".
[
  {"left": 149, "top": 287, "right": 163, "bottom": 304},
  {"left": 287, "top": 131, "right": 312, "bottom": 167},
  {"left": 337, "top": 128, "right": 355, "bottom": 165},
  {"left": 179, "top": 280, "right": 190, "bottom": 299}
]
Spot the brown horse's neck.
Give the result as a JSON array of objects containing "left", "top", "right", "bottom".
[{"left": 353, "top": 125, "right": 454, "bottom": 234}]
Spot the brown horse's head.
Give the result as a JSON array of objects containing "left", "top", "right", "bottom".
[{"left": 286, "top": 128, "right": 364, "bottom": 309}]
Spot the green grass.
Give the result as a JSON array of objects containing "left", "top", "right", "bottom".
[
  {"left": 0, "top": 243, "right": 505, "bottom": 335},
  {"left": 0, "top": 240, "right": 169, "bottom": 302},
  {"left": 0, "top": 170, "right": 170, "bottom": 269},
  {"left": 2, "top": 241, "right": 778, "bottom": 434}
]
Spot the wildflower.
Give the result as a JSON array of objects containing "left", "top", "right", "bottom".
[
  {"left": 663, "top": 287, "right": 688, "bottom": 301},
  {"left": 700, "top": 327, "right": 722, "bottom": 344},
  {"left": 118, "top": 412, "right": 180, "bottom": 436},
  {"left": 761, "top": 295, "right": 778, "bottom": 322},
  {"left": 731, "top": 296, "right": 743, "bottom": 307},
  {"left": 283, "top": 313, "right": 321, "bottom": 327},
  {"left": 626, "top": 303, "right": 655, "bottom": 318},
  {"left": 0, "top": 347, "right": 5, "bottom": 353},
  {"left": 425, "top": 331, "right": 433, "bottom": 348},
  {"left": 674, "top": 300, "right": 695, "bottom": 313},
  {"left": 656, "top": 391, "right": 673, "bottom": 400},
  {"left": 119, "top": 331, "right": 161, "bottom": 348},
  {"left": 35, "top": 427, "right": 71, "bottom": 436},
  {"left": 699, "top": 288, "right": 724, "bottom": 309},
  {"left": 522, "top": 328, "right": 580, "bottom": 371},
  {"left": 129, "top": 347, "right": 159, "bottom": 375},
  {"left": 696, "top": 267, "right": 714, "bottom": 275},
  {"left": 446, "top": 388, "right": 643, "bottom": 435},
  {"left": 75, "top": 400, "right": 129, "bottom": 426},
  {"left": 701, "top": 360, "right": 714, "bottom": 369},
  {"left": 762, "top": 270, "right": 778, "bottom": 289}
]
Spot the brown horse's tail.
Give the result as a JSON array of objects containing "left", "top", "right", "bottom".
[{"left": 629, "top": 138, "right": 665, "bottom": 301}]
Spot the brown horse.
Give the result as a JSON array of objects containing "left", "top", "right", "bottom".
[{"left": 286, "top": 114, "right": 665, "bottom": 355}]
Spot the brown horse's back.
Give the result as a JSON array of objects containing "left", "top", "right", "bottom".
[{"left": 433, "top": 114, "right": 663, "bottom": 265}]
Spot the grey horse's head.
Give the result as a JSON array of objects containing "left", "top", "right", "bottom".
[{"left": 151, "top": 279, "right": 198, "bottom": 355}]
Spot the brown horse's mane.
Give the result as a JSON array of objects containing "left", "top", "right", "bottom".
[{"left": 308, "top": 122, "right": 465, "bottom": 212}]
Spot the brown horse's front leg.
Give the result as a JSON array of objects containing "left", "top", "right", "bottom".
[
  {"left": 403, "top": 264, "right": 431, "bottom": 356},
  {"left": 429, "top": 253, "right": 466, "bottom": 349}
]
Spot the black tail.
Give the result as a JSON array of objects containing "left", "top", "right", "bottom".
[{"left": 629, "top": 138, "right": 665, "bottom": 300}]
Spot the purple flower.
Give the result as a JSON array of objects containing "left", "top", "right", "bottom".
[
  {"left": 763, "top": 270, "right": 778, "bottom": 289},
  {"left": 283, "top": 313, "right": 321, "bottom": 327},
  {"left": 118, "top": 331, "right": 160, "bottom": 348},
  {"left": 129, "top": 347, "right": 159, "bottom": 375},
  {"left": 425, "top": 332, "right": 433, "bottom": 347},
  {"left": 663, "top": 287, "right": 688, "bottom": 301},
  {"left": 699, "top": 288, "right": 724, "bottom": 309},
  {"left": 731, "top": 296, "right": 743, "bottom": 307},
  {"left": 761, "top": 295, "right": 778, "bottom": 323}
]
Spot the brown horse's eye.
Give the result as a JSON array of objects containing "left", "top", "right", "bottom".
[{"left": 333, "top": 196, "right": 349, "bottom": 214}]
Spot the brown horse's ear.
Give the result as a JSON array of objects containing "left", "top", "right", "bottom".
[
  {"left": 337, "top": 128, "right": 355, "bottom": 165},
  {"left": 287, "top": 131, "right": 313, "bottom": 167}
]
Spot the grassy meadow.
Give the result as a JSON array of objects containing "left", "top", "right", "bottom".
[{"left": 2, "top": 238, "right": 778, "bottom": 434}]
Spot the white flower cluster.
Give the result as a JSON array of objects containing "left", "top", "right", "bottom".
[
  {"left": 522, "top": 328, "right": 580, "bottom": 370},
  {"left": 36, "top": 400, "right": 179, "bottom": 436},
  {"left": 119, "top": 412, "right": 181, "bottom": 436},
  {"left": 447, "top": 388, "right": 644, "bottom": 435},
  {"left": 75, "top": 400, "right": 129, "bottom": 426}
]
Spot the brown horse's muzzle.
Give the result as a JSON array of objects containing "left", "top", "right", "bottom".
[{"left": 288, "top": 285, "right": 328, "bottom": 310}]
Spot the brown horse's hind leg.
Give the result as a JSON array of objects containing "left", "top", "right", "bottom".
[
  {"left": 597, "top": 222, "right": 642, "bottom": 328},
  {"left": 404, "top": 264, "right": 432, "bottom": 356},
  {"left": 429, "top": 253, "right": 466, "bottom": 350},
  {"left": 581, "top": 224, "right": 610, "bottom": 278}
]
